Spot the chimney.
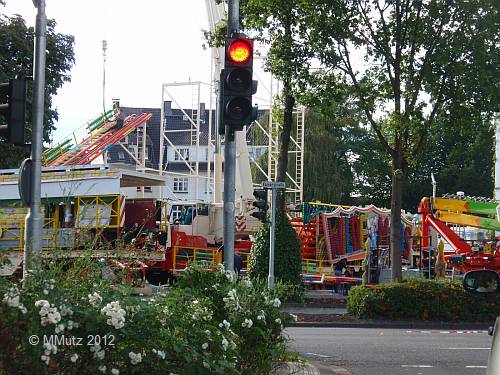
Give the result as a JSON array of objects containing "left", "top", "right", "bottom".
[
  {"left": 163, "top": 101, "right": 172, "bottom": 116},
  {"left": 199, "top": 102, "right": 206, "bottom": 123}
]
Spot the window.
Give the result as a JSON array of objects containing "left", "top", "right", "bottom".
[
  {"left": 170, "top": 205, "right": 182, "bottom": 222},
  {"left": 136, "top": 186, "right": 152, "bottom": 193},
  {"left": 173, "top": 177, "right": 189, "bottom": 193},
  {"left": 117, "top": 151, "right": 125, "bottom": 160},
  {"left": 174, "top": 148, "right": 189, "bottom": 161}
]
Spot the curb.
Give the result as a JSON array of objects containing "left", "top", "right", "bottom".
[
  {"left": 288, "top": 321, "right": 493, "bottom": 329},
  {"left": 313, "top": 362, "right": 352, "bottom": 375},
  {"left": 283, "top": 303, "right": 347, "bottom": 309},
  {"left": 273, "top": 362, "right": 352, "bottom": 375}
]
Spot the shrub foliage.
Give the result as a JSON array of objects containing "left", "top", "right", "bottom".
[
  {"left": 0, "top": 259, "right": 293, "bottom": 374},
  {"left": 348, "top": 278, "right": 500, "bottom": 321},
  {"left": 247, "top": 212, "right": 302, "bottom": 285}
]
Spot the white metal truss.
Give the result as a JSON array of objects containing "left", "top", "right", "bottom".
[
  {"left": 261, "top": 75, "right": 305, "bottom": 205},
  {"left": 158, "top": 82, "right": 205, "bottom": 200},
  {"left": 204, "top": 0, "right": 305, "bottom": 205}
]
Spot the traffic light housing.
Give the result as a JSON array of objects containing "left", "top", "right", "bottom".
[
  {"left": 251, "top": 189, "right": 268, "bottom": 222},
  {"left": 220, "top": 34, "right": 258, "bottom": 133},
  {"left": 0, "top": 78, "right": 27, "bottom": 145}
]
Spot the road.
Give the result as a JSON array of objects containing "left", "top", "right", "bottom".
[{"left": 287, "top": 327, "right": 492, "bottom": 375}]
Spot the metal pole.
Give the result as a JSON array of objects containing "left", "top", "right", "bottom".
[
  {"left": 268, "top": 187, "right": 276, "bottom": 289},
  {"left": 223, "top": 0, "right": 240, "bottom": 272},
  {"left": 24, "top": 0, "right": 47, "bottom": 278},
  {"left": 227, "top": 0, "right": 239, "bottom": 35},
  {"left": 223, "top": 129, "right": 236, "bottom": 272}
]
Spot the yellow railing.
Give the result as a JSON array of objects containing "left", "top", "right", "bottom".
[
  {"left": 302, "top": 258, "right": 334, "bottom": 276},
  {"left": 0, "top": 222, "right": 24, "bottom": 251},
  {"left": 172, "top": 246, "right": 222, "bottom": 271}
]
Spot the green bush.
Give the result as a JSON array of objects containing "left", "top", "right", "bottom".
[
  {"left": 347, "top": 278, "right": 500, "bottom": 321},
  {"left": 247, "top": 211, "right": 302, "bottom": 285},
  {"left": 0, "top": 260, "right": 293, "bottom": 374}
]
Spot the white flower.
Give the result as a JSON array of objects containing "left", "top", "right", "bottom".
[
  {"left": 257, "top": 310, "right": 266, "bottom": 321},
  {"left": 3, "top": 286, "right": 27, "bottom": 314},
  {"left": 98, "top": 365, "right": 107, "bottom": 373},
  {"left": 290, "top": 313, "right": 298, "bottom": 322},
  {"left": 41, "top": 355, "right": 50, "bottom": 365},
  {"left": 43, "top": 342, "right": 57, "bottom": 355},
  {"left": 96, "top": 350, "right": 105, "bottom": 360},
  {"left": 203, "top": 361, "right": 210, "bottom": 368},
  {"left": 88, "top": 292, "right": 103, "bottom": 307},
  {"left": 111, "top": 369, "right": 120, "bottom": 375},
  {"left": 221, "top": 336, "right": 229, "bottom": 351},
  {"left": 36, "top": 301, "right": 61, "bottom": 326},
  {"left": 201, "top": 342, "right": 209, "bottom": 350},
  {"left": 241, "top": 279, "right": 253, "bottom": 288},
  {"left": 128, "top": 351, "right": 142, "bottom": 365},
  {"left": 67, "top": 320, "right": 74, "bottom": 330},
  {"left": 275, "top": 318, "right": 282, "bottom": 325},
  {"left": 271, "top": 298, "right": 281, "bottom": 308},
  {"left": 224, "top": 270, "right": 236, "bottom": 282},
  {"left": 242, "top": 318, "right": 253, "bottom": 328},
  {"left": 43, "top": 289, "right": 49, "bottom": 295},
  {"left": 152, "top": 348, "right": 166, "bottom": 359},
  {"left": 59, "top": 304, "right": 73, "bottom": 317},
  {"left": 101, "top": 301, "right": 126, "bottom": 329},
  {"left": 70, "top": 354, "right": 79, "bottom": 363},
  {"left": 90, "top": 344, "right": 101, "bottom": 353},
  {"left": 55, "top": 323, "right": 65, "bottom": 334}
]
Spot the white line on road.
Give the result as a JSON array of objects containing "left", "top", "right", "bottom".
[
  {"left": 465, "top": 366, "right": 488, "bottom": 368},
  {"left": 442, "top": 348, "right": 490, "bottom": 350},
  {"left": 306, "top": 353, "right": 332, "bottom": 358},
  {"left": 401, "top": 365, "right": 434, "bottom": 368}
]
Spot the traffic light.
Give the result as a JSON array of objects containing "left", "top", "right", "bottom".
[
  {"left": 220, "top": 34, "right": 258, "bottom": 133},
  {"left": 0, "top": 78, "right": 27, "bottom": 145},
  {"left": 251, "top": 189, "right": 268, "bottom": 222}
]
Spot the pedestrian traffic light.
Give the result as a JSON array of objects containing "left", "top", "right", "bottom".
[
  {"left": 251, "top": 189, "right": 268, "bottom": 222},
  {"left": 220, "top": 34, "right": 258, "bottom": 133},
  {"left": 0, "top": 78, "right": 27, "bottom": 145}
]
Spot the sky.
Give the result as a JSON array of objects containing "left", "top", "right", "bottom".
[{"left": 3, "top": 0, "right": 272, "bottom": 144}]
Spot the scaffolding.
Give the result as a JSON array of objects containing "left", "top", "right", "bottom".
[{"left": 159, "top": 82, "right": 209, "bottom": 201}]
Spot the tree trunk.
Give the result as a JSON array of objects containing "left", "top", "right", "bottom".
[
  {"left": 390, "top": 155, "right": 404, "bottom": 281},
  {"left": 276, "top": 83, "right": 295, "bottom": 210}
]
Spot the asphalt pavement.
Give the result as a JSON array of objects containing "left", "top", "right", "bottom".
[{"left": 286, "top": 327, "right": 493, "bottom": 375}]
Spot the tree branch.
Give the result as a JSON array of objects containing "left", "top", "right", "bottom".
[{"left": 339, "top": 40, "right": 396, "bottom": 158}]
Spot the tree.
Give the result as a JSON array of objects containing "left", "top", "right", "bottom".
[
  {"left": 241, "top": 0, "right": 311, "bottom": 210},
  {"left": 300, "top": 0, "right": 499, "bottom": 280},
  {"left": 0, "top": 6, "right": 75, "bottom": 168},
  {"left": 247, "top": 210, "right": 302, "bottom": 285}
]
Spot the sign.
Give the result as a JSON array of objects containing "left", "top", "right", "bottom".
[
  {"left": 18, "top": 158, "right": 32, "bottom": 206},
  {"left": 261, "top": 181, "right": 285, "bottom": 189}
]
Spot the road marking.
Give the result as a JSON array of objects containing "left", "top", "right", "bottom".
[
  {"left": 465, "top": 366, "right": 488, "bottom": 368},
  {"left": 306, "top": 353, "right": 332, "bottom": 358},
  {"left": 443, "top": 348, "right": 490, "bottom": 350},
  {"left": 401, "top": 365, "right": 434, "bottom": 368}
]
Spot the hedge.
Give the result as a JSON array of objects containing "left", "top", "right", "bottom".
[{"left": 347, "top": 278, "right": 500, "bottom": 321}]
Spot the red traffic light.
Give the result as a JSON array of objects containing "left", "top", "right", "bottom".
[{"left": 228, "top": 39, "right": 252, "bottom": 64}]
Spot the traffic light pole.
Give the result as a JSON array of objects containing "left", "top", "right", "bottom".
[
  {"left": 24, "top": 0, "right": 47, "bottom": 278},
  {"left": 222, "top": 0, "right": 239, "bottom": 273},
  {"left": 268, "top": 187, "right": 277, "bottom": 289},
  {"left": 223, "top": 129, "right": 236, "bottom": 273}
]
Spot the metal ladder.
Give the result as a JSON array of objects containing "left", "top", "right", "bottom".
[{"left": 294, "top": 109, "right": 304, "bottom": 204}]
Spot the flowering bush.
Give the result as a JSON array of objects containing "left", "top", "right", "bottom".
[{"left": 0, "top": 259, "right": 292, "bottom": 374}]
